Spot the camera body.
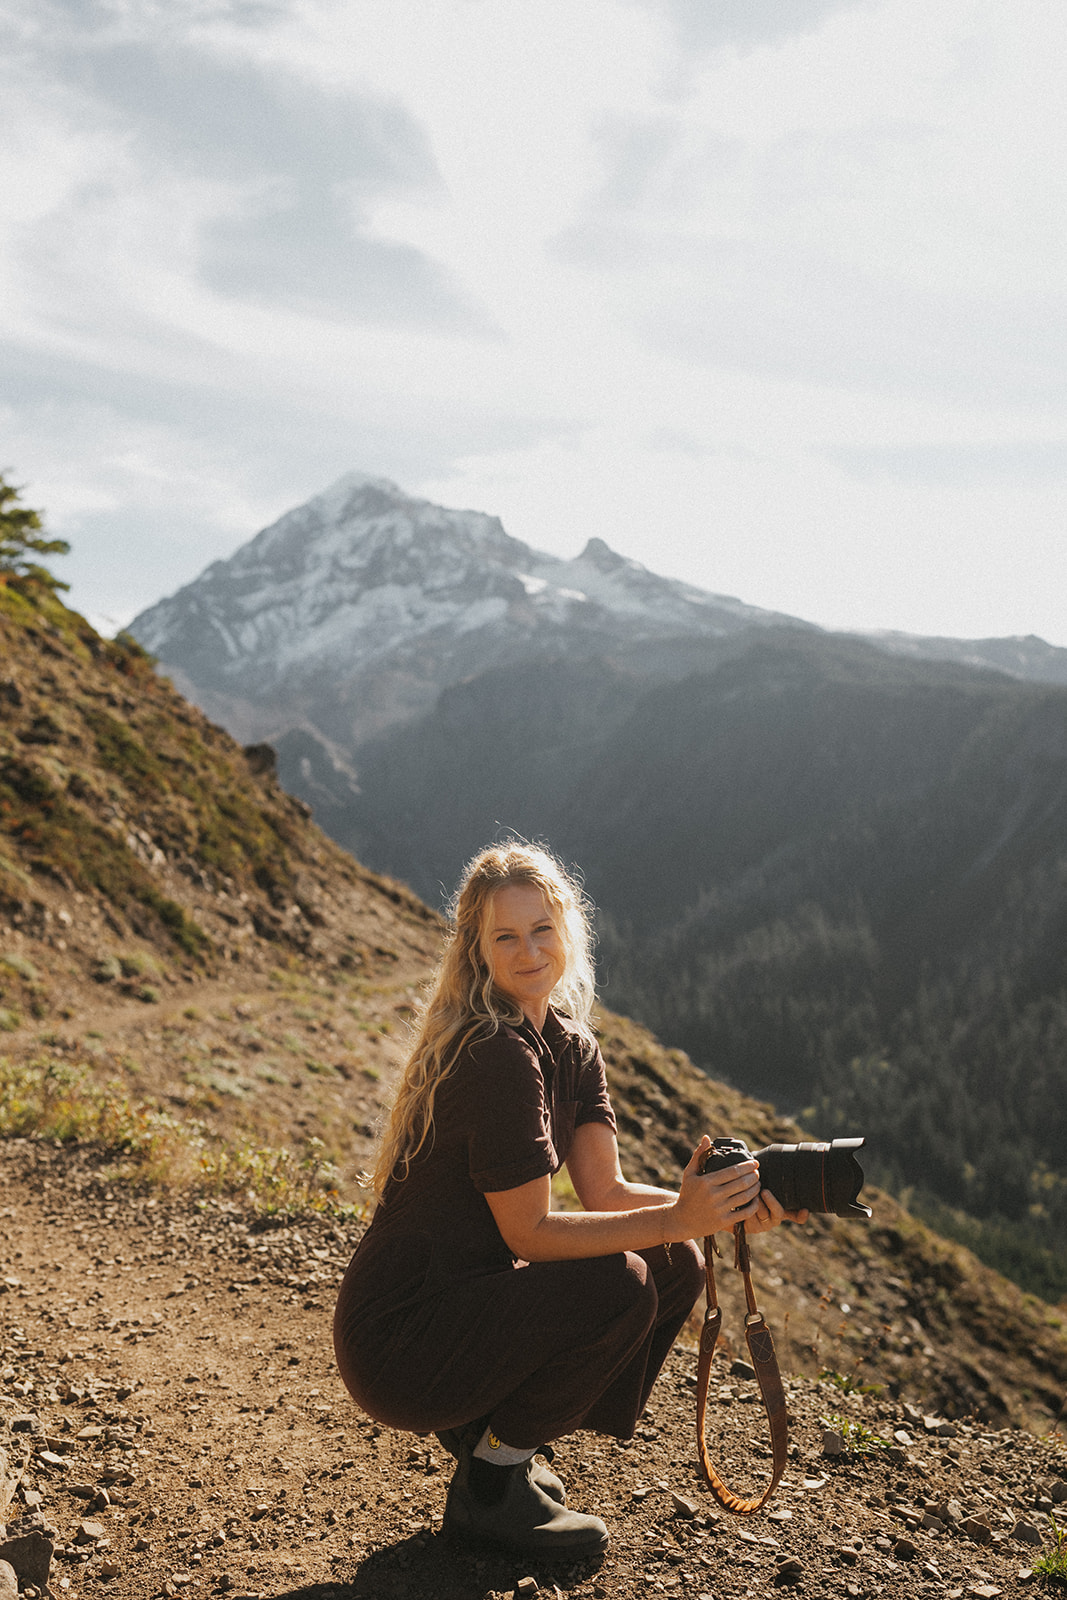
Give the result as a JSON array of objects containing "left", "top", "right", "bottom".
[{"left": 699, "top": 1135, "right": 871, "bottom": 1219}]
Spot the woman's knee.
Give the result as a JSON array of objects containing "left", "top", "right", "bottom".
[
  {"left": 582, "top": 1250, "right": 660, "bottom": 1335},
  {"left": 667, "top": 1237, "right": 705, "bottom": 1299}
]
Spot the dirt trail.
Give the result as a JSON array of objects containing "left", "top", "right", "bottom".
[{"left": 4, "top": 1139, "right": 1067, "bottom": 1600}]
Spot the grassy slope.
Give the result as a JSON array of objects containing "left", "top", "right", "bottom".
[{"left": 1, "top": 585, "right": 1066, "bottom": 1432}]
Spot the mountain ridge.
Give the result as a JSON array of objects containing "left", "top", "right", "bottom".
[
  {"left": 131, "top": 473, "right": 1067, "bottom": 757},
  {"left": 132, "top": 472, "right": 807, "bottom": 748}
]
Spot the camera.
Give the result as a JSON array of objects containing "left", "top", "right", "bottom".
[{"left": 700, "top": 1135, "right": 871, "bottom": 1219}]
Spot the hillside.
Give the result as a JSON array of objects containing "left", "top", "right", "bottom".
[
  {"left": 3, "top": 580, "right": 1067, "bottom": 1416},
  {"left": 4, "top": 579, "right": 1067, "bottom": 1596}
]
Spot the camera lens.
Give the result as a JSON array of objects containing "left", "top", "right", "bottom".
[{"left": 752, "top": 1138, "right": 870, "bottom": 1218}]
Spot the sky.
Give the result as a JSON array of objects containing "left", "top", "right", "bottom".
[{"left": 3, "top": 0, "right": 1067, "bottom": 644}]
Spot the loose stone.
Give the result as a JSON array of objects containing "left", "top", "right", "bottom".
[{"left": 774, "top": 1556, "right": 804, "bottom": 1585}]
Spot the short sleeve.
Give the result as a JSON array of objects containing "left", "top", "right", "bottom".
[
  {"left": 462, "top": 1033, "right": 557, "bottom": 1193},
  {"left": 574, "top": 1040, "right": 617, "bottom": 1134}
]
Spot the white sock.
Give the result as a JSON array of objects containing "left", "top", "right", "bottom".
[{"left": 472, "top": 1426, "right": 536, "bottom": 1467}]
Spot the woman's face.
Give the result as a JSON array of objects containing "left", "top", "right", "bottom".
[{"left": 484, "top": 882, "right": 566, "bottom": 1028}]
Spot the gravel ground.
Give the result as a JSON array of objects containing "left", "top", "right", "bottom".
[{"left": 3, "top": 1139, "right": 1066, "bottom": 1600}]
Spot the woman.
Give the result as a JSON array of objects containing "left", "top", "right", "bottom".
[{"left": 333, "top": 843, "right": 804, "bottom": 1556}]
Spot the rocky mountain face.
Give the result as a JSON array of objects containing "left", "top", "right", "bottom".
[
  {"left": 130, "top": 472, "right": 807, "bottom": 748},
  {"left": 131, "top": 474, "right": 1067, "bottom": 759}
]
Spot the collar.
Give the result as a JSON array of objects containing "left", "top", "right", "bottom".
[{"left": 516, "top": 1004, "right": 567, "bottom": 1066}]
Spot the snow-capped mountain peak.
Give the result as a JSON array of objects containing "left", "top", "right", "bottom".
[{"left": 129, "top": 472, "right": 805, "bottom": 745}]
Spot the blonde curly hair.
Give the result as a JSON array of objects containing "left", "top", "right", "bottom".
[{"left": 371, "top": 842, "right": 596, "bottom": 1198}]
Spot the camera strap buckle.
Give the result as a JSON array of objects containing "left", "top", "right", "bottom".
[{"left": 695, "top": 1221, "right": 789, "bottom": 1516}]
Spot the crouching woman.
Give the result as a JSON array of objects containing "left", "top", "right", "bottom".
[{"left": 333, "top": 843, "right": 802, "bottom": 1556}]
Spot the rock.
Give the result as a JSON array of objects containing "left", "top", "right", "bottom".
[
  {"left": 0, "top": 1562, "right": 15, "bottom": 1600},
  {"left": 74, "top": 1520, "right": 106, "bottom": 1546},
  {"left": 945, "top": 1498, "right": 966, "bottom": 1523},
  {"left": 969, "top": 1586, "right": 1002, "bottom": 1598},
  {"left": 670, "top": 1494, "right": 697, "bottom": 1518},
  {"left": 516, "top": 1579, "right": 539, "bottom": 1597},
  {"left": 0, "top": 1530, "right": 54, "bottom": 1588},
  {"left": 1011, "top": 1521, "right": 1043, "bottom": 1546},
  {"left": 922, "top": 1512, "right": 945, "bottom": 1532},
  {"left": 730, "top": 1360, "right": 756, "bottom": 1381},
  {"left": 893, "top": 1537, "right": 920, "bottom": 1560},
  {"left": 822, "top": 1430, "right": 845, "bottom": 1457},
  {"left": 774, "top": 1557, "right": 804, "bottom": 1585},
  {"left": 1051, "top": 1479, "right": 1067, "bottom": 1504},
  {"left": 962, "top": 1516, "right": 993, "bottom": 1544},
  {"left": 0, "top": 1450, "right": 21, "bottom": 1521}
]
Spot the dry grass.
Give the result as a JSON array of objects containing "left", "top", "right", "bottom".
[{"left": 0, "top": 1051, "right": 367, "bottom": 1219}]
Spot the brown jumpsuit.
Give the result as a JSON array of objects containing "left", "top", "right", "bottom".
[{"left": 333, "top": 1007, "right": 703, "bottom": 1450}]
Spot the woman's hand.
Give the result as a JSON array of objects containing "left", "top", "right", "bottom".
[
  {"left": 669, "top": 1136, "right": 761, "bottom": 1240},
  {"left": 744, "top": 1185, "right": 809, "bottom": 1234}
]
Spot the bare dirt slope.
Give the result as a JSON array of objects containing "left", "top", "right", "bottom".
[{"left": 3, "top": 1138, "right": 1067, "bottom": 1600}]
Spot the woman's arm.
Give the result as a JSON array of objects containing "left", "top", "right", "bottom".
[
  {"left": 485, "top": 1128, "right": 761, "bottom": 1262},
  {"left": 484, "top": 1123, "right": 808, "bottom": 1262}
]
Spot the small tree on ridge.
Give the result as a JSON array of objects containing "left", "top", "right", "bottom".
[{"left": 0, "top": 472, "right": 70, "bottom": 594}]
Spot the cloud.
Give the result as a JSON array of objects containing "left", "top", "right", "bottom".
[
  {"left": 6, "top": 5, "right": 488, "bottom": 329},
  {"left": 641, "top": 242, "right": 1067, "bottom": 407},
  {"left": 200, "top": 185, "right": 486, "bottom": 327},
  {"left": 826, "top": 442, "right": 1067, "bottom": 484},
  {"left": 0, "top": 334, "right": 573, "bottom": 622},
  {"left": 629, "top": 0, "right": 867, "bottom": 52}
]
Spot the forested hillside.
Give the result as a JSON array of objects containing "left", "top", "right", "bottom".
[{"left": 305, "top": 631, "right": 1067, "bottom": 1299}]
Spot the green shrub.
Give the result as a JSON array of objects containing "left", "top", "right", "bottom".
[
  {"left": 822, "top": 1414, "right": 891, "bottom": 1454},
  {"left": 1032, "top": 1515, "right": 1067, "bottom": 1585},
  {"left": 119, "top": 951, "right": 158, "bottom": 978}
]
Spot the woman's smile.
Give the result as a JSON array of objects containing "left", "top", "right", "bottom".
[{"left": 486, "top": 883, "right": 566, "bottom": 1028}]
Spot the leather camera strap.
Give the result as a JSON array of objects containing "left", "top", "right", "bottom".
[{"left": 696, "top": 1221, "right": 789, "bottom": 1515}]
